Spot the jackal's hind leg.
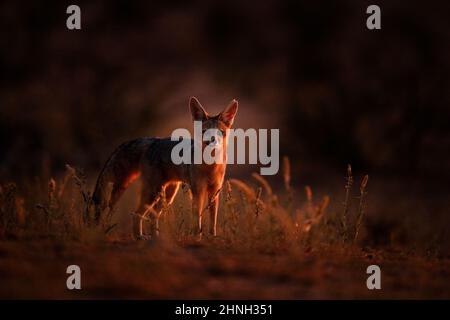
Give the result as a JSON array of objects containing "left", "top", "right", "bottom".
[
  {"left": 133, "top": 185, "right": 162, "bottom": 240},
  {"left": 133, "top": 182, "right": 181, "bottom": 240},
  {"left": 146, "top": 182, "right": 180, "bottom": 237},
  {"left": 164, "top": 182, "right": 181, "bottom": 205}
]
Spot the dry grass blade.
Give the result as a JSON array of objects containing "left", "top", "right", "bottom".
[
  {"left": 104, "top": 223, "right": 118, "bottom": 235},
  {"left": 282, "top": 156, "right": 291, "bottom": 192},
  {"left": 354, "top": 174, "right": 369, "bottom": 243},
  {"left": 251, "top": 172, "right": 273, "bottom": 198},
  {"left": 131, "top": 211, "right": 152, "bottom": 222},
  {"left": 342, "top": 164, "right": 353, "bottom": 242},
  {"left": 304, "top": 185, "right": 313, "bottom": 217},
  {"left": 305, "top": 186, "right": 312, "bottom": 203},
  {"left": 254, "top": 187, "right": 265, "bottom": 217},
  {"left": 131, "top": 204, "right": 159, "bottom": 234},
  {"left": 315, "top": 195, "right": 330, "bottom": 220},
  {"left": 202, "top": 187, "right": 222, "bottom": 213},
  {"left": 225, "top": 180, "right": 233, "bottom": 203},
  {"left": 65, "top": 165, "right": 92, "bottom": 224},
  {"left": 57, "top": 166, "right": 75, "bottom": 198},
  {"left": 229, "top": 179, "right": 256, "bottom": 201},
  {"left": 48, "top": 179, "right": 56, "bottom": 203},
  {"left": 360, "top": 174, "right": 369, "bottom": 193}
]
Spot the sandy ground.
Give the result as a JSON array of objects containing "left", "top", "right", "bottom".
[{"left": 0, "top": 238, "right": 449, "bottom": 300}]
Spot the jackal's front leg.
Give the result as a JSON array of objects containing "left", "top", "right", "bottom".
[
  {"left": 192, "top": 192, "right": 206, "bottom": 237},
  {"left": 209, "top": 195, "right": 219, "bottom": 236}
]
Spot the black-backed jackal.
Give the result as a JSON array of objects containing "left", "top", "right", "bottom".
[{"left": 92, "top": 97, "right": 238, "bottom": 239}]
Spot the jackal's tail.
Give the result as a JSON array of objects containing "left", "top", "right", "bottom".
[{"left": 91, "top": 139, "right": 148, "bottom": 224}]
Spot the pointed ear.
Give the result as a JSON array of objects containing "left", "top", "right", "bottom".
[
  {"left": 220, "top": 99, "right": 238, "bottom": 127},
  {"left": 189, "top": 97, "right": 208, "bottom": 121}
]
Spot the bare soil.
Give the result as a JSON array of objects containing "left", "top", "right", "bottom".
[{"left": 1, "top": 238, "right": 449, "bottom": 299}]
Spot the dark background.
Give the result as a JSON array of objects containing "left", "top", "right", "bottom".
[{"left": 1, "top": 0, "right": 449, "bottom": 187}]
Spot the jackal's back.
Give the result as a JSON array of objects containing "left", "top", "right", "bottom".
[{"left": 92, "top": 137, "right": 155, "bottom": 219}]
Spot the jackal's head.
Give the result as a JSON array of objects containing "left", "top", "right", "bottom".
[{"left": 189, "top": 97, "right": 238, "bottom": 162}]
